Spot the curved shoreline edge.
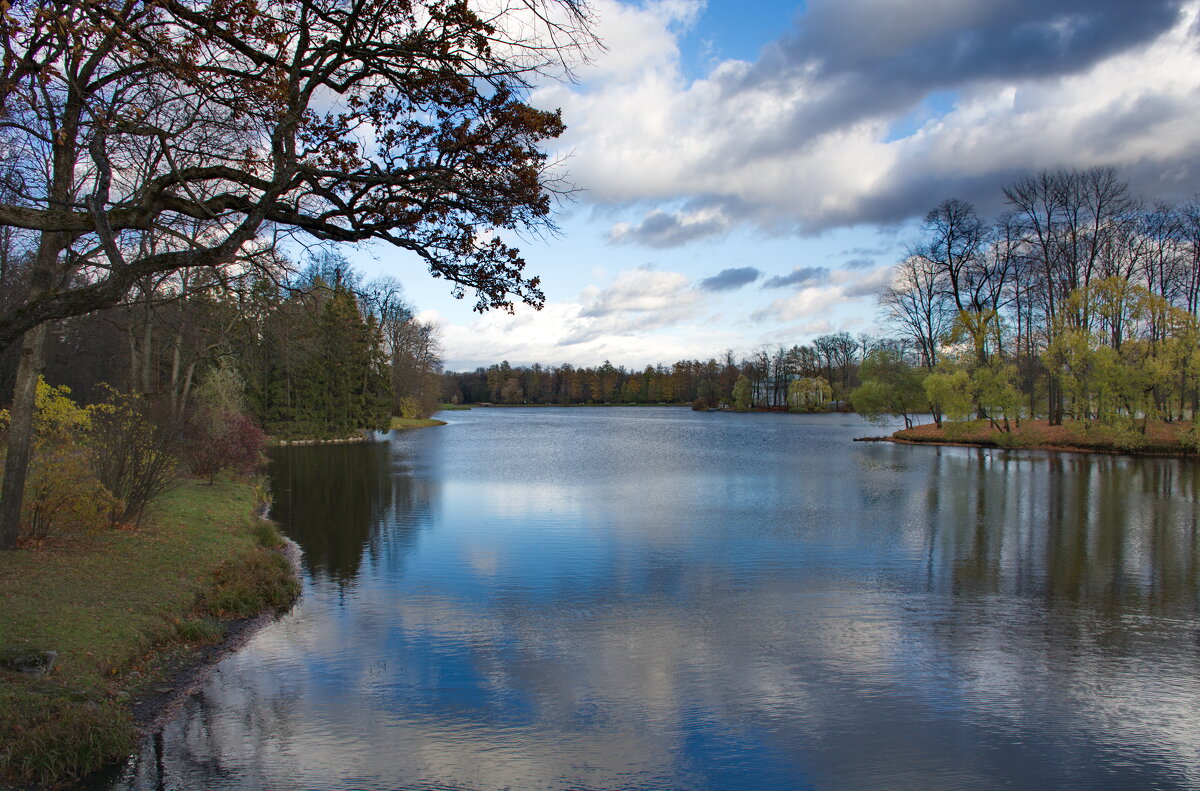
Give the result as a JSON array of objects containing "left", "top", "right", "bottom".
[
  {"left": 128, "top": 537, "right": 303, "bottom": 737},
  {"left": 0, "top": 482, "right": 305, "bottom": 790}
]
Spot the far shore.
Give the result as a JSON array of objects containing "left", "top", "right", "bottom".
[
  {"left": 469, "top": 401, "right": 689, "bottom": 408},
  {"left": 391, "top": 417, "right": 448, "bottom": 429}
]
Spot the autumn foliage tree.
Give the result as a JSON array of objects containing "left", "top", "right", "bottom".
[{"left": 0, "top": 0, "right": 594, "bottom": 548}]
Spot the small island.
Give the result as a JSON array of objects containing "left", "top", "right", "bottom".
[{"left": 886, "top": 418, "right": 1197, "bottom": 456}]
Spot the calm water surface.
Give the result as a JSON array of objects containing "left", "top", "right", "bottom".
[{"left": 108, "top": 408, "right": 1200, "bottom": 790}]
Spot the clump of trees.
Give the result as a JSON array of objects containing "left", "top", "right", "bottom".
[
  {"left": 0, "top": 247, "right": 451, "bottom": 542},
  {"left": 860, "top": 167, "right": 1200, "bottom": 443},
  {"left": 445, "top": 169, "right": 1200, "bottom": 446},
  {"left": 242, "top": 265, "right": 394, "bottom": 439}
]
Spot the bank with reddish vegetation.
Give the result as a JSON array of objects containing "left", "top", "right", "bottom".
[{"left": 891, "top": 419, "right": 1199, "bottom": 456}]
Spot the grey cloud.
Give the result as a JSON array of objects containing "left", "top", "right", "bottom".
[
  {"left": 842, "top": 258, "right": 874, "bottom": 270},
  {"left": 763, "top": 266, "right": 830, "bottom": 288},
  {"left": 1078, "top": 92, "right": 1191, "bottom": 150},
  {"left": 609, "top": 208, "right": 730, "bottom": 248},
  {"left": 734, "top": 0, "right": 1184, "bottom": 150},
  {"left": 789, "top": 0, "right": 1182, "bottom": 80},
  {"left": 574, "top": 0, "right": 1200, "bottom": 238},
  {"left": 698, "top": 267, "right": 762, "bottom": 292},
  {"left": 812, "top": 168, "right": 1033, "bottom": 230}
]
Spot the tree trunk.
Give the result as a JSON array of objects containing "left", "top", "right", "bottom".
[
  {"left": 180, "top": 360, "right": 197, "bottom": 414},
  {"left": 0, "top": 323, "right": 48, "bottom": 549},
  {"left": 128, "top": 320, "right": 140, "bottom": 393},
  {"left": 141, "top": 314, "right": 153, "bottom": 394},
  {"left": 1048, "top": 375, "right": 1063, "bottom": 426},
  {"left": 169, "top": 328, "right": 183, "bottom": 416}
]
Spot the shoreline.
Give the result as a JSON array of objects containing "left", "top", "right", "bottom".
[
  {"left": 0, "top": 481, "right": 303, "bottom": 789},
  {"left": 865, "top": 420, "right": 1200, "bottom": 459},
  {"left": 126, "top": 537, "right": 303, "bottom": 737},
  {"left": 270, "top": 419, "right": 449, "bottom": 444},
  {"left": 270, "top": 432, "right": 377, "bottom": 445}
]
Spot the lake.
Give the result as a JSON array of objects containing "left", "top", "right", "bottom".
[{"left": 104, "top": 407, "right": 1200, "bottom": 790}]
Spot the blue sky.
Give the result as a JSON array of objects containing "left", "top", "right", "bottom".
[{"left": 351, "top": 0, "right": 1200, "bottom": 371}]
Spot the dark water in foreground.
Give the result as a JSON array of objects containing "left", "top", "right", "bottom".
[{"left": 107, "top": 408, "right": 1200, "bottom": 790}]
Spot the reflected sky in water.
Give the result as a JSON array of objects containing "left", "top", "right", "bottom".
[{"left": 106, "top": 408, "right": 1200, "bottom": 790}]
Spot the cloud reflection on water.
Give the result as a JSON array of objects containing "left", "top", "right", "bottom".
[{"left": 111, "top": 410, "right": 1200, "bottom": 791}]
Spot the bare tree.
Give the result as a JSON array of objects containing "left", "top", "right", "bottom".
[
  {"left": 916, "top": 198, "right": 986, "bottom": 314},
  {"left": 880, "top": 254, "right": 952, "bottom": 370},
  {"left": 1003, "top": 167, "right": 1136, "bottom": 423}
]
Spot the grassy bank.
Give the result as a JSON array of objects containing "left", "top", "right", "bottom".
[
  {"left": 390, "top": 417, "right": 448, "bottom": 429},
  {"left": 0, "top": 479, "right": 300, "bottom": 788},
  {"left": 892, "top": 418, "right": 1199, "bottom": 455}
]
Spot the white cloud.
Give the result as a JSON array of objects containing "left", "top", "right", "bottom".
[
  {"left": 579, "top": 266, "right": 699, "bottom": 318},
  {"left": 584, "top": 0, "right": 702, "bottom": 80},
  {"left": 537, "top": 0, "right": 1200, "bottom": 238},
  {"left": 432, "top": 266, "right": 725, "bottom": 368}
]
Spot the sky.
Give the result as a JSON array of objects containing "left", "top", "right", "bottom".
[{"left": 349, "top": 0, "right": 1200, "bottom": 372}]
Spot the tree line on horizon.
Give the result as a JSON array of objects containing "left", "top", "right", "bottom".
[{"left": 442, "top": 335, "right": 866, "bottom": 411}]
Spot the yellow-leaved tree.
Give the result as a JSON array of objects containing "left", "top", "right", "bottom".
[{"left": 0, "top": 380, "right": 115, "bottom": 542}]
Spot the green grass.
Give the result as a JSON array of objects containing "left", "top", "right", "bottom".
[
  {"left": 0, "top": 479, "right": 299, "bottom": 788},
  {"left": 437, "top": 403, "right": 471, "bottom": 411},
  {"left": 390, "top": 416, "right": 448, "bottom": 429}
]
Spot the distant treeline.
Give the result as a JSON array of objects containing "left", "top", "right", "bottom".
[{"left": 442, "top": 333, "right": 873, "bottom": 410}]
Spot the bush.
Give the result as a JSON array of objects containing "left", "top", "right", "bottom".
[
  {"left": 397, "top": 396, "right": 422, "bottom": 419},
  {"left": 1186, "top": 418, "right": 1200, "bottom": 453},
  {"left": 175, "top": 617, "right": 225, "bottom": 643},
  {"left": 250, "top": 518, "right": 285, "bottom": 549},
  {"left": 87, "top": 386, "right": 181, "bottom": 526},
  {"left": 943, "top": 419, "right": 986, "bottom": 441},
  {"left": 184, "top": 409, "right": 266, "bottom": 484},
  {"left": 20, "top": 444, "right": 117, "bottom": 542},
  {"left": 200, "top": 547, "right": 299, "bottom": 617},
  {"left": 0, "top": 379, "right": 116, "bottom": 542},
  {"left": 1097, "top": 415, "right": 1145, "bottom": 451},
  {"left": 0, "top": 696, "right": 135, "bottom": 788}
]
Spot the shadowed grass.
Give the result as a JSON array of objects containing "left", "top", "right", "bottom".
[{"left": 0, "top": 479, "right": 298, "bottom": 788}]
